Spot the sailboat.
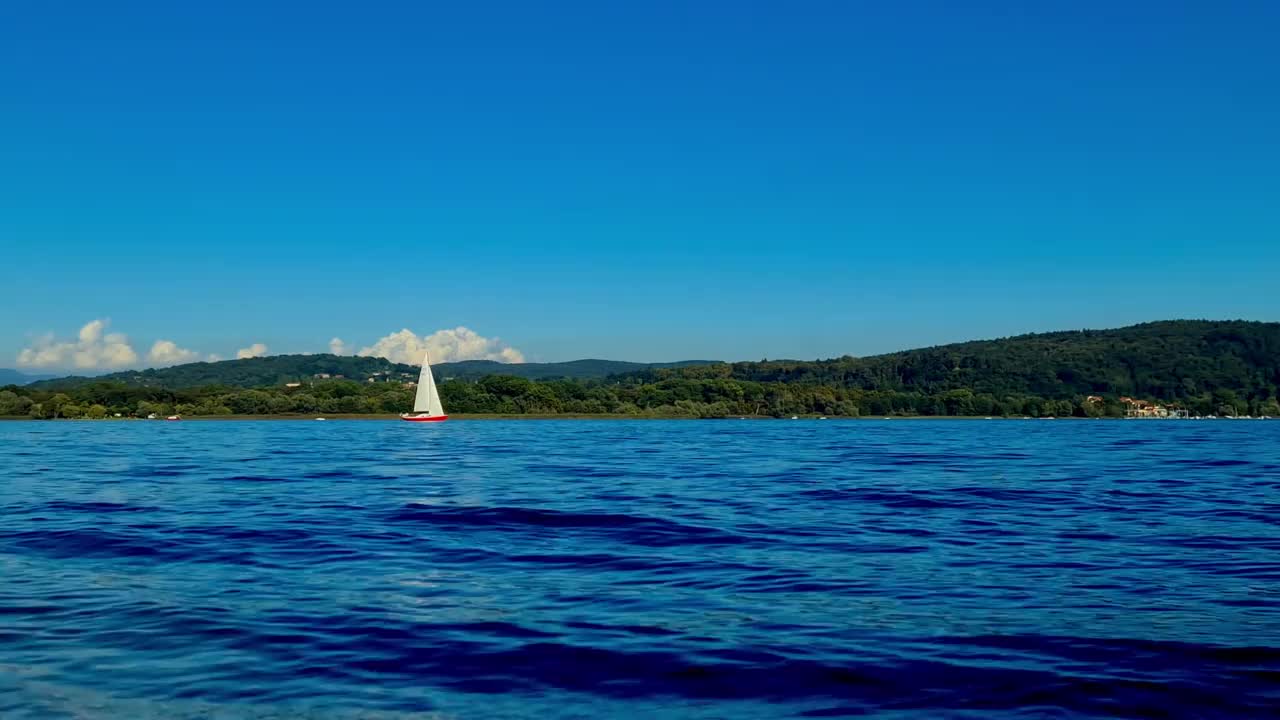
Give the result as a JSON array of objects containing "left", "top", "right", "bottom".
[{"left": 401, "top": 350, "right": 448, "bottom": 422}]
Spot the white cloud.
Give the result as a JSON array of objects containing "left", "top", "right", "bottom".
[
  {"left": 15, "top": 323, "right": 525, "bottom": 371},
  {"left": 16, "top": 319, "right": 140, "bottom": 370},
  {"left": 358, "top": 326, "right": 524, "bottom": 364},
  {"left": 147, "top": 339, "right": 199, "bottom": 366},
  {"left": 236, "top": 343, "right": 269, "bottom": 359}
]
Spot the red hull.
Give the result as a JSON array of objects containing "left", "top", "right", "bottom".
[{"left": 401, "top": 414, "right": 448, "bottom": 422}]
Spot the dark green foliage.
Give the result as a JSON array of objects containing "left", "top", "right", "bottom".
[
  {"left": 625, "top": 320, "right": 1280, "bottom": 409},
  {"left": 430, "top": 359, "right": 719, "bottom": 381},
  {"left": 28, "top": 355, "right": 416, "bottom": 391},
  {"left": 7, "top": 321, "right": 1278, "bottom": 419}
]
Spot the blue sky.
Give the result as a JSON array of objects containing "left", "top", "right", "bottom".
[{"left": 2, "top": 1, "right": 1277, "bottom": 369}]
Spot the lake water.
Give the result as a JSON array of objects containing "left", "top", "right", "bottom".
[{"left": 1, "top": 419, "right": 1278, "bottom": 719}]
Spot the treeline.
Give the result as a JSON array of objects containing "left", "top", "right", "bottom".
[
  {"left": 625, "top": 320, "right": 1280, "bottom": 403},
  {"left": 1, "top": 381, "right": 414, "bottom": 419},
  {"left": 5, "top": 375, "right": 1278, "bottom": 420}
]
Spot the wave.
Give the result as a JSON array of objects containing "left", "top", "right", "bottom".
[
  {"left": 386, "top": 504, "right": 747, "bottom": 547},
  {"left": 5, "top": 419, "right": 1280, "bottom": 718},
  {"left": 191, "top": 615, "right": 1280, "bottom": 717}
]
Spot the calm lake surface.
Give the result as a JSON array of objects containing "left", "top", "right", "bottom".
[{"left": 2, "top": 419, "right": 1278, "bottom": 719}]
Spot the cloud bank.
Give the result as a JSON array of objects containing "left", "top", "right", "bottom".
[
  {"left": 357, "top": 326, "right": 524, "bottom": 364},
  {"left": 236, "top": 343, "right": 269, "bottom": 359},
  {"left": 16, "top": 319, "right": 139, "bottom": 369},
  {"left": 14, "top": 321, "right": 520, "bottom": 371},
  {"left": 147, "top": 339, "right": 199, "bottom": 366}
]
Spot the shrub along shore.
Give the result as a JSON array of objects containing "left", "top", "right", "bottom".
[{"left": 3, "top": 374, "right": 1274, "bottom": 420}]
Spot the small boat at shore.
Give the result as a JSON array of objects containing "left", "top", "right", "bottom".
[{"left": 401, "top": 350, "right": 448, "bottom": 422}]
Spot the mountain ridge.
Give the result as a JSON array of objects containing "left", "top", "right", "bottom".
[
  {"left": 0, "top": 368, "right": 57, "bottom": 386},
  {"left": 18, "top": 320, "right": 1280, "bottom": 409},
  {"left": 23, "top": 357, "right": 721, "bottom": 390},
  {"left": 626, "top": 319, "right": 1280, "bottom": 401},
  {"left": 7, "top": 320, "right": 1279, "bottom": 418}
]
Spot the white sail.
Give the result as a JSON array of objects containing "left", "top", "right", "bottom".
[{"left": 413, "top": 351, "right": 445, "bottom": 416}]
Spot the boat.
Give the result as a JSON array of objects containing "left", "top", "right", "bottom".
[
  {"left": 401, "top": 350, "right": 448, "bottom": 422},
  {"left": 165, "top": 415, "right": 181, "bottom": 421}
]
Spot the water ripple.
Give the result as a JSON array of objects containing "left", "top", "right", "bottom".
[{"left": 1, "top": 419, "right": 1279, "bottom": 719}]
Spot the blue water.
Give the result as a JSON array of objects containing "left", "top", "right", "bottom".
[{"left": 2, "top": 419, "right": 1279, "bottom": 719}]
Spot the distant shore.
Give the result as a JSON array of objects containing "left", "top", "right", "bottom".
[
  {"left": 0, "top": 413, "right": 732, "bottom": 421},
  {"left": 1, "top": 414, "right": 1218, "bottom": 422}
]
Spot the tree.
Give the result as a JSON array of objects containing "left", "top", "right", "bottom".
[
  {"left": 1213, "top": 389, "right": 1240, "bottom": 415},
  {"left": 942, "top": 389, "right": 974, "bottom": 416},
  {"left": 47, "top": 393, "right": 72, "bottom": 418},
  {"left": 1081, "top": 397, "right": 1105, "bottom": 418},
  {"left": 519, "top": 384, "right": 562, "bottom": 413},
  {"left": 1048, "top": 399, "right": 1074, "bottom": 417},
  {"left": 137, "top": 400, "right": 170, "bottom": 417},
  {"left": 480, "top": 375, "right": 533, "bottom": 398},
  {"left": 0, "top": 390, "right": 31, "bottom": 416}
]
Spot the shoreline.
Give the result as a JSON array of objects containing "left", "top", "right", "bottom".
[{"left": 1, "top": 414, "right": 1233, "bottom": 422}]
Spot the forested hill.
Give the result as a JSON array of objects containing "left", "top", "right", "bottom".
[
  {"left": 633, "top": 320, "right": 1280, "bottom": 402},
  {"left": 22, "top": 320, "right": 1279, "bottom": 401},
  {"left": 26, "top": 356, "right": 721, "bottom": 390},
  {"left": 7, "top": 321, "right": 1279, "bottom": 419},
  {"left": 427, "top": 359, "right": 720, "bottom": 381}
]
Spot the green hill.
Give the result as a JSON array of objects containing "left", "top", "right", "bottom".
[
  {"left": 643, "top": 320, "right": 1280, "bottom": 403},
  {"left": 27, "top": 355, "right": 412, "bottom": 390},
  {"left": 435, "top": 359, "right": 719, "bottom": 381},
  {"left": 27, "top": 356, "right": 720, "bottom": 390},
  {"left": 9, "top": 321, "right": 1278, "bottom": 419}
]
